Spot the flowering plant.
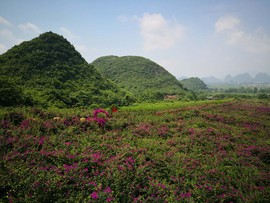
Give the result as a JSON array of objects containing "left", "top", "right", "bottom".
[{"left": 93, "top": 109, "right": 110, "bottom": 127}]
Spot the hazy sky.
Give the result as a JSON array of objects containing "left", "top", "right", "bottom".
[{"left": 1, "top": 0, "right": 270, "bottom": 79}]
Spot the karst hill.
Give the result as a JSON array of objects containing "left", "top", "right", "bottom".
[
  {"left": 92, "top": 55, "right": 186, "bottom": 100},
  {"left": 0, "top": 32, "right": 130, "bottom": 107}
]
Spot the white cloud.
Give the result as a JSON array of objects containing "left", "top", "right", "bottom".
[
  {"left": 60, "top": 27, "right": 79, "bottom": 40},
  {"left": 0, "top": 16, "right": 13, "bottom": 26},
  {"left": 215, "top": 16, "right": 240, "bottom": 32},
  {"left": 0, "top": 29, "right": 24, "bottom": 53},
  {"left": 215, "top": 15, "right": 270, "bottom": 53},
  {"left": 137, "top": 13, "right": 185, "bottom": 51},
  {"left": 18, "top": 22, "right": 41, "bottom": 34},
  {"left": 0, "top": 29, "right": 20, "bottom": 43},
  {"left": 0, "top": 44, "right": 7, "bottom": 54}
]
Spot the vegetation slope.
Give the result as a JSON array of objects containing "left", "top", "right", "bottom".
[
  {"left": 179, "top": 77, "right": 208, "bottom": 91},
  {"left": 0, "top": 32, "right": 131, "bottom": 108},
  {"left": 92, "top": 55, "right": 186, "bottom": 101}
]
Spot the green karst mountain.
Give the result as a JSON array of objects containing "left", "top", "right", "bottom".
[
  {"left": 0, "top": 32, "right": 130, "bottom": 107},
  {"left": 92, "top": 55, "right": 185, "bottom": 100},
  {"left": 179, "top": 77, "right": 208, "bottom": 91}
]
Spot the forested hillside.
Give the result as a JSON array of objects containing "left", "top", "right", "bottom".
[
  {"left": 0, "top": 32, "right": 132, "bottom": 108},
  {"left": 92, "top": 55, "right": 186, "bottom": 101},
  {"left": 180, "top": 77, "right": 208, "bottom": 91}
]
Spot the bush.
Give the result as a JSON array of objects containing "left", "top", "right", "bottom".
[
  {"left": 258, "top": 93, "right": 269, "bottom": 99},
  {"left": 0, "top": 77, "right": 26, "bottom": 106}
]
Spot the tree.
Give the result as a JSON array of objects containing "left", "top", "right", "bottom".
[{"left": 0, "top": 77, "right": 25, "bottom": 106}]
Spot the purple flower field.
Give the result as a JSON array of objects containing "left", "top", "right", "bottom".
[{"left": 0, "top": 99, "right": 269, "bottom": 202}]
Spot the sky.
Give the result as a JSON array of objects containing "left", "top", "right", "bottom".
[{"left": 0, "top": 0, "right": 270, "bottom": 79}]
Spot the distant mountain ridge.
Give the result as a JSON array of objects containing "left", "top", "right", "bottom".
[
  {"left": 0, "top": 32, "right": 130, "bottom": 107},
  {"left": 92, "top": 55, "right": 186, "bottom": 100},
  {"left": 201, "top": 73, "right": 270, "bottom": 85}
]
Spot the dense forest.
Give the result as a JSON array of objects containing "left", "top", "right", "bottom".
[{"left": 0, "top": 32, "right": 133, "bottom": 108}]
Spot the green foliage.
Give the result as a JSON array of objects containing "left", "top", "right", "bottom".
[
  {"left": 0, "top": 77, "right": 29, "bottom": 106},
  {"left": 179, "top": 77, "right": 208, "bottom": 91},
  {"left": 92, "top": 55, "right": 186, "bottom": 101},
  {"left": 258, "top": 92, "right": 269, "bottom": 99},
  {"left": 0, "top": 32, "right": 131, "bottom": 108}
]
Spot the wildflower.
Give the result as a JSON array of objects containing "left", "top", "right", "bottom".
[
  {"left": 90, "top": 191, "right": 98, "bottom": 199},
  {"left": 104, "top": 187, "right": 112, "bottom": 193},
  {"left": 92, "top": 109, "right": 110, "bottom": 127},
  {"left": 181, "top": 192, "right": 192, "bottom": 198},
  {"left": 20, "top": 119, "right": 30, "bottom": 129},
  {"left": 93, "top": 109, "right": 110, "bottom": 118},
  {"left": 88, "top": 181, "right": 97, "bottom": 186},
  {"left": 92, "top": 152, "right": 102, "bottom": 162},
  {"left": 94, "top": 117, "right": 107, "bottom": 127},
  {"left": 106, "top": 197, "right": 113, "bottom": 202},
  {"left": 64, "top": 142, "right": 72, "bottom": 146},
  {"left": 39, "top": 136, "right": 45, "bottom": 145},
  {"left": 112, "top": 107, "right": 118, "bottom": 113},
  {"left": 205, "top": 186, "right": 213, "bottom": 191},
  {"left": 110, "top": 104, "right": 118, "bottom": 113}
]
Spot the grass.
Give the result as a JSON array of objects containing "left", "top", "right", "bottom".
[
  {"left": 0, "top": 98, "right": 269, "bottom": 202},
  {"left": 121, "top": 99, "right": 233, "bottom": 111}
]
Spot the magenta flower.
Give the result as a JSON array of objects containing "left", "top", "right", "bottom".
[
  {"left": 106, "top": 197, "right": 113, "bottom": 202},
  {"left": 93, "top": 109, "right": 110, "bottom": 118},
  {"left": 39, "top": 136, "right": 45, "bottom": 145},
  {"left": 181, "top": 193, "right": 192, "bottom": 198},
  {"left": 94, "top": 117, "right": 107, "bottom": 127},
  {"left": 104, "top": 186, "right": 112, "bottom": 193},
  {"left": 90, "top": 191, "right": 98, "bottom": 199},
  {"left": 92, "top": 109, "right": 110, "bottom": 127},
  {"left": 20, "top": 119, "right": 30, "bottom": 129},
  {"left": 88, "top": 182, "right": 97, "bottom": 186},
  {"left": 64, "top": 142, "right": 72, "bottom": 146}
]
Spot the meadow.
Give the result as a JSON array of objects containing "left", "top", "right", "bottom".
[{"left": 0, "top": 99, "right": 269, "bottom": 202}]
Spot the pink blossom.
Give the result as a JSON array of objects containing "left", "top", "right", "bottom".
[
  {"left": 93, "top": 109, "right": 110, "bottom": 118},
  {"left": 106, "top": 197, "right": 113, "bottom": 202},
  {"left": 88, "top": 181, "right": 97, "bottom": 186},
  {"left": 181, "top": 193, "right": 192, "bottom": 198},
  {"left": 92, "top": 152, "right": 102, "bottom": 162},
  {"left": 20, "top": 119, "right": 30, "bottom": 129},
  {"left": 90, "top": 191, "right": 98, "bottom": 199},
  {"left": 64, "top": 142, "right": 72, "bottom": 146},
  {"left": 104, "top": 187, "right": 112, "bottom": 193},
  {"left": 39, "top": 136, "right": 45, "bottom": 145}
]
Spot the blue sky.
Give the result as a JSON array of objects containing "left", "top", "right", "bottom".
[{"left": 1, "top": 0, "right": 270, "bottom": 79}]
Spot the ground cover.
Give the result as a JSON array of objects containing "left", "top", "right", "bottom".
[{"left": 0, "top": 99, "right": 269, "bottom": 202}]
